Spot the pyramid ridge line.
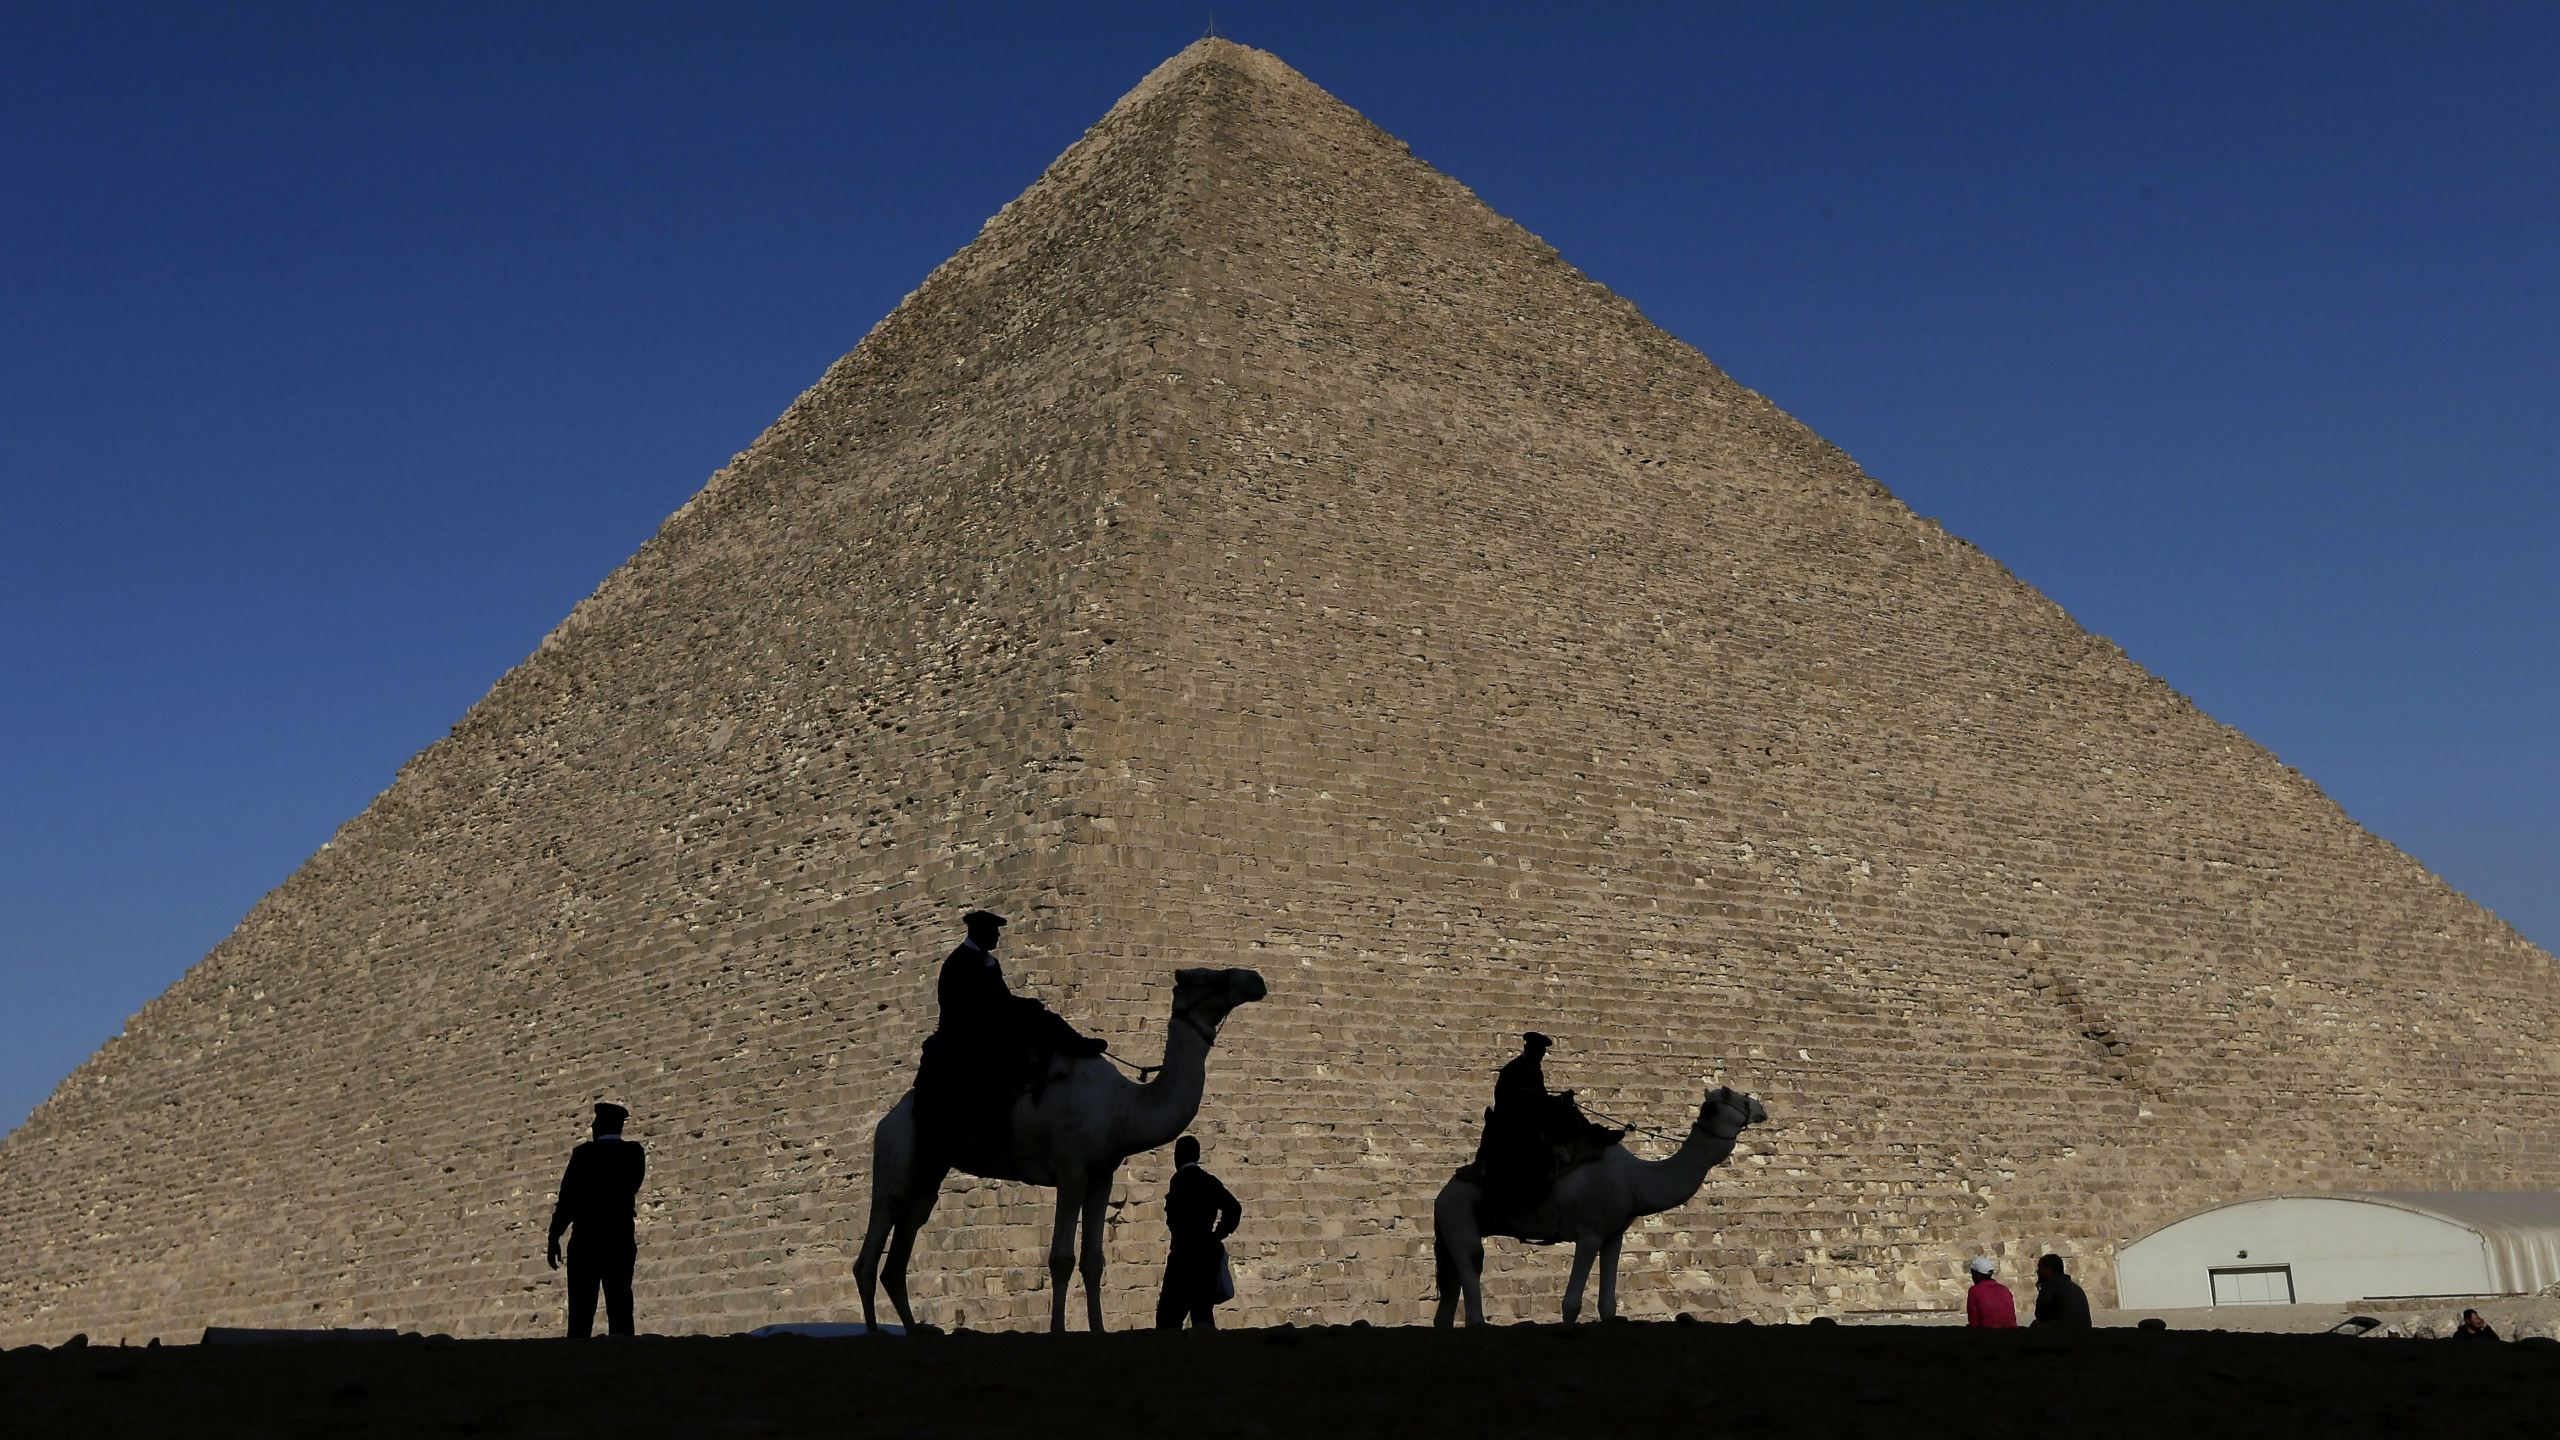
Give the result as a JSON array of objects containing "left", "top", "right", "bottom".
[
  {"left": 510, "top": 39, "right": 1398, "bottom": 709},
  {"left": 505, "top": 47, "right": 1310, "bottom": 701}
]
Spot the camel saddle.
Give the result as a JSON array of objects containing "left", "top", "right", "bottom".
[
  {"left": 912, "top": 1029, "right": 1092, "bottom": 1176},
  {"left": 1456, "top": 1093, "right": 1624, "bottom": 1243}
]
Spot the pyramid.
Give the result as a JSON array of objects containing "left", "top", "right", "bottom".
[{"left": 4, "top": 40, "right": 2549, "bottom": 1343}]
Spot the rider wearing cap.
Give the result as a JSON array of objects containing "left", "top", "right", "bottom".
[
  {"left": 916, "top": 909, "right": 1108, "bottom": 1159},
  {"left": 1496, "top": 1032, "right": 1556, "bottom": 1114},
  {"left": 936, "top": 910, "right": 1108, "bottom": 1059},
  {"left": 1478, "top": 1031, "right": 1622, "bottom": 1216}
]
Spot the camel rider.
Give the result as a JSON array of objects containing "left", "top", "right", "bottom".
[
  {"left": 935, "top": 910, "right": 1108, "bottom": 1059},
  {"left": 1495, "top": 1031, "right": 1556, "bottom": 1115},
  {"left": 915, "top": 910, "right": 1108, "bottom": 1158},
  {"left": 1480, "top": 1032, "right": 1622, "bottom": 1216}
]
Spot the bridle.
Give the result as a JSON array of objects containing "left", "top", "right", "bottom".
[
  {"left": 1101, "top": 986, "right": 1225, "bottom": 1082},
  {"left": 1170, "top": 994, "right": 1224, "bottom": 1048},
  {"left": 1580, "top": 1093, "right": 1751, "bottom": 1145}
]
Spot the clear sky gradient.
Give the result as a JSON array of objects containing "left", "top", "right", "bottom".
[{"left": 4, "top": 3, "right": 2553, "bottom": 1132}]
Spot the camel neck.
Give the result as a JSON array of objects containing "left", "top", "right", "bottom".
[
  {"left": 1124, "top": 1001, "right": 1216, "bottom": 1153},
  {"left": 1630, "top": 1114, "right": 1740, "bottom": 1215}
]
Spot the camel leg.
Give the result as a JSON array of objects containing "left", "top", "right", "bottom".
[
  {"left": 1432, "top": 1231, "right": 1459, "bottom": 1329},
  {"left": 853, "top": 1184, "right": 898, "bottom": 1333},
  {"left": 1078, "top": 1165, "right": 1115, "bottom": 1333},
  {"left": 1433, "top": 1182, "right": 1491, "bottom": 1328},
  {"left": 1463, "top": 1231, "right": 1489, "bottom": 1327},
  {"left": 859, "top": 1097, "right": 929, "bottom": 1334},
  {"left": 1047, "top": 1174, "right": 1087, "bottom": 1334},
  {"left": 1597, "top": 1231, "right": 1624, "bottom": 1322},
  {"left": 879, "top": 1158, "right": 948, "bottom": 1333},
  {"left": 1561, "top": 1237, "right": 1600, "bottom": 1325}
]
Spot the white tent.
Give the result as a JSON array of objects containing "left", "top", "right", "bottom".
[{"left": 2117, "top": 1193, "right": 2560, "bottom": 1309}]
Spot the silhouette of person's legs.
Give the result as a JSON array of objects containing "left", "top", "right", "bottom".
[
  {"left": 567, "top": 1242, "right": 602, "bottom": 1338},
  {"left": 601, "top": 1242, "right": 636, "bottom": 1336},
  {"left": 1156, "top": 1250, "right": 1218, "bottom": 1330},
  {"left": 566, "top": 1236, "right": 636, "bottom": 1338}
]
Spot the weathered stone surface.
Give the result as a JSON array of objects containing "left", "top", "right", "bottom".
[{"left": 2, "top": 40, "right": 2548, "bottom": 1343}]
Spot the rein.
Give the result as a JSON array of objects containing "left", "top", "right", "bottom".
[
  {"left": 1100, "top": 1002, "right": 1220, "bottom": 1083},
  {"left": 1577, "top": 1101, "right": 1697, "bottom": 1144}
]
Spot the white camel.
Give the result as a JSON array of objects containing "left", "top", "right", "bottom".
[
  {"left": 1433, "top": 1084, "right": 1767, "bottom": 1326},
  {"left": 854, "top": 966, "right": 1267, "bottom": 1334}
]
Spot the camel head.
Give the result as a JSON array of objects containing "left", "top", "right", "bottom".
[
  {"left": 1171, "top": 967, "right": 1268, "bottom": 1041},
  {"left": 1694, "top": 1085, "right": 1768, "bottom": 1142}
]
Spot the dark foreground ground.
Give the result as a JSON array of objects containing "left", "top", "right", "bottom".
[{"left": 6, "top": 1320, "right": 2552, "bottom": 1439}]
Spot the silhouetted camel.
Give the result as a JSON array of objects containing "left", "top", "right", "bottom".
[
  {"left": 1434, "top": 1085, "right": 1767, "bottom": 1326},
  {"left": 855, "top": 966, "right": 1267, "bottom": 1333}
]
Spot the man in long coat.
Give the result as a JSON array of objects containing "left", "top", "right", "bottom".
[
  {"left": 1156, "top": 1135, "right": 1243, "bottom": 1329},
  {"left": 934, "top": 910, "right": 1106, "bottom": 1056},
  {"left": 1480, "top": 1032, "right": 1558, "bottom": 1213},
  {"left": 1495, "top": 1031, "right": 1556, "bottom": 1116}
]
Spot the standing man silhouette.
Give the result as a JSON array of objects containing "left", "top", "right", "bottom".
[
  {"left": 1155, "top": 1135, "right": 1242, "bottom": 1330},
  {"left": 547, "top": 1102, "right": 646, "bottom": 1338}
]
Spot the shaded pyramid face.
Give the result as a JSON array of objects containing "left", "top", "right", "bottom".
[{"left": 4, "top": 41, "right": 2549, "bottom": 1342}]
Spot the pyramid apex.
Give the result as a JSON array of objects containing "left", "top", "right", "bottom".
[
  {"left": 1164, "top": 34, "right": 1275, "bottom": 67},
  {"left": 1105, "top": 35, "right": 1313, "bottom": 118}
]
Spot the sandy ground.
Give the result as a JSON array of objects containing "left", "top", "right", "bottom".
[
  {"left": 1840, "top": 1296, "right": 2560, "bottom": 1339},
  {"left": 6, "top": 1318, "right": 2556, "bottom": 1440}
]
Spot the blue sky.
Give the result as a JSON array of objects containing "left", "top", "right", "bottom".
[{"left": 3, "top": 2, "right": 2552, "bottom": 1132}]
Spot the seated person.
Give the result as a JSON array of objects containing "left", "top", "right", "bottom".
[
  {"left": 1478, "top": 1032, "right": 1622, "bottom": 1215},
  {"left": 914, "top": 910, "right": 1107, "bottom": 1155}
]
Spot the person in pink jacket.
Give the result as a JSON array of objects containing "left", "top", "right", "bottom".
[{"left": 1965, "top": 1256, "right": 2019, "bottom": 1327}]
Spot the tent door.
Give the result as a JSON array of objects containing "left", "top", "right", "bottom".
[{"left": 2209, "top": 1265, "right": 2296, "bottom": 1305}]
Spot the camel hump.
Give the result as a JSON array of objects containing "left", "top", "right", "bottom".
[{"left": 1037, "top": 1050, "right": 1107, "bottom": 1086}]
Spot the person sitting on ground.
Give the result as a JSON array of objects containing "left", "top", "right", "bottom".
[
  {"left": 1156, "top": 1135, "right": 1243, "bottom": 1330},
  {"left": 2455, "top": 1308, "right": 2500, "bottom": 1341},
  {"left": 1964, "top": 1256, "right": 2018, "bottom": 1328},
  {"left": 2032, "top": 1253, "right": 2092, "bottom": 1328}
]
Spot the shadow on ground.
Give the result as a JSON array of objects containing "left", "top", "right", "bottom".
[{"left": 6, "top": 1319, "right": 2554, "bottom": 1438}]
